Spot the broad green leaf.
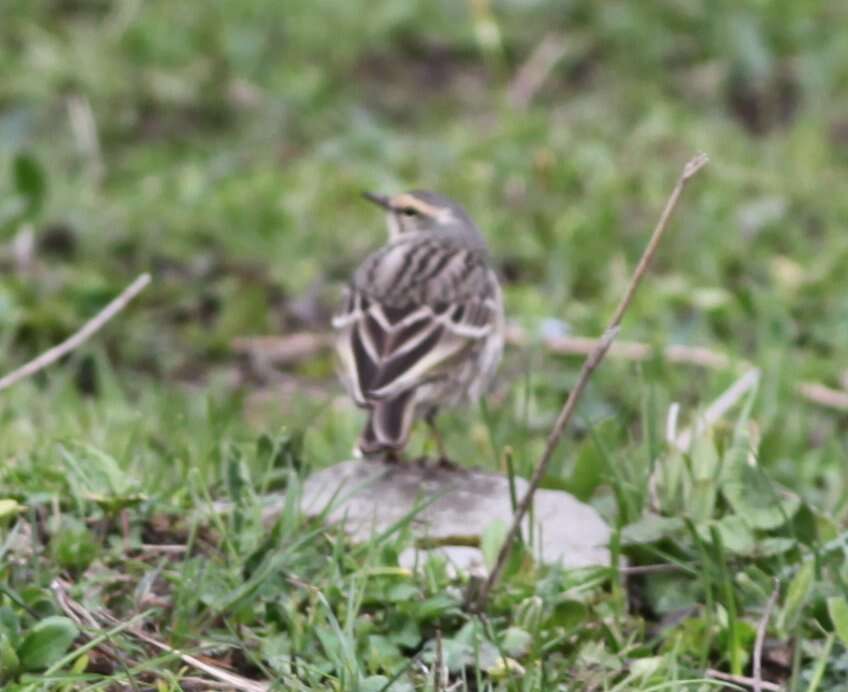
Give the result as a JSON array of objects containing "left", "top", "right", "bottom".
[
  {"left": 698, "top": 515, "right": 755, "bottom": 555},
  {"left": 721, "top": 445, "right": 799, "bottom": 530},
  {"left": 644, "top": 574, "right": 699, "bottom": 615},
  {"left": 654, "top": 448, "right": 686, "bottom": 515},
  {"left": 360, "top": 674, "right": 413, "bottom": 692},
  {"left": 385, "top": 615, "right": 420, "bottom": 649},
  {"left": 366, "top": 634, "right": 402, "bottom": 669},
  {"left": 687, "top": 434, "right": 720, "bottom": 522},
  {"left": 827, "top": 596, "right": 848, "bottom": 648},
  {"left": 755, "top": 537, "right": 796, "bottom": 557},
  {"left": 546, "top": 600, "right": 588, "bottom": 633},
  {"left": 515, "top": 595, "right": 543, "bottom": 632},
  {"left": 408, "top": 593, "right": 459, "bottom": 621},
  {"left": 71, "top": 653, "right": 89, "bottom": 674},
  {"left": 481, "top": 518, "right": 508, "bottom": 571},
  {"left": 0, "top": 633, "right": 20, "bottom": 681},
  {"left": 487, "top": 656, "right": 526, "bottom": 679},
  {"left": 0, "top": 499, "right": 24, "bottom": 522},
  {"left": 629, "top": 655, "right": 663, "bottom": 679},
  {"left": 385, "top": 581, "right": 419, "bottom": 603},
  {"left": 778, "top": 561, "right": 813, "bottom": 633},
  {"left": 12, "top": 153, "right": 46, "bottom": 215},
  {"left": 49, "top": 517, "right": 99, "bottom": 572},
  {"left": 621, "top": 514, "right": 684, "bottom": 544},
  {"left": 59, "top": 445, "right": 146, "bottom": 512},
  {"left": 17, "top": 617, "right": 79, "bottom": 672},
  {"left": 0, "top": 607, "right": 20, "bottom": 644},
  {"left": 562, "top": 438, "right": 606, "bottom": 500},
  {"left": 261, "top": 633, "right": 291, "bottom": 675},
  {"left": 501, "top": 626, "right": 532, "bottom": 658},
  {"left": 432, "top": 621, "right": 500, "bottom": 672}
]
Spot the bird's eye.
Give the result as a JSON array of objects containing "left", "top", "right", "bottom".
[{"left": 400, "top": 207, "right": 418, "bottom": 216}]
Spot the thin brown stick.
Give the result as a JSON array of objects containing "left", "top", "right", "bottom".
[
  {"left": 0, "top": 273, "right": 151, "bottom": 393},
  {"left": 128, "top": 626, "right": 270, "bottom": 692},
  {"left": 52, "top": 577, "right": 270, "bottom": 692},
  {"left": 796, "top": 381, "right": 848, "bottom": 411},
  {"left": 434, "top": 627, "right": 445, "bottom": 692},
  {"left": 525, "top": 332, "right": 737, "bottom": 371},
  {"left": 136, "top": 544, "right": 189, "bottom": 554},
  {"left": 706, "top": 668, "right": 782, "bottom": 691},
  {"left": 50, "top": 578, "right": 141, "bottom": 691},
  {"left": 521, "top": 332, "right": 848, "bottom": 413},
  {"left": 230, "top": 328, "right": 848, "bottom": 413},
  {"left": 617, "top": 562, "right": 692, "bottom": 576},
  {"left": 674, "top": 368, "right": 761, "bottom": 452},
  {"left": 471, "top": 153, "right": 709, "bottom": 609},
  {"left": 753, "top": 579, "right": 781, "bottom": 692},
  {"left": 231, "top": 332, "right": 331, "bottom": 365},
  {"left": 507, "top": 33, "right": 568, "bottom": 108}
]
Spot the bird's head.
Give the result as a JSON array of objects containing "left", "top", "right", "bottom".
[{"left": 362, "top": 190, "right": 475, "bottom": 240}]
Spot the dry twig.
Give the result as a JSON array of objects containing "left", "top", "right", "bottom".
[
  {"left": 238, "top": 328, "right": 848, "bottom": 413},
  {"left": 231, "top": 332, "right": 331, "bottom": 365},
  {"left": 67, "top": 94, "right": 104, "bottom": 181},
  {"left": 471, "top": 153, "right": 709, "bottom": 609},
  {"left": 507, "top": 33, "right": 568, "bottom": 108},
  {"left": 796, "top": 381, "right": 848, "bottom": 411},
  {"left": 53, "top": 578, "right": 269, "bottom": 692},
  {"left": 753, "top": 580, "right": 781, "bottom": 692},
  {"left": 617, "top": 562, "right": 691, "bottom": 576},
  {"left": 51, "top": 578, "right": 141, "bottom": 689},
  {"left": 434, "top": 628, "right": 445, "bottom": 692},
  {"left": 525, "top": 332, "right": 737, "bottom": 370},
  {"left": 126, "top": 627, "right": 270, "bottom": 692},
  {"left": 0, "top": 273, "right": 151, "bottom": 393},
  {"left": 673, "top": 368, "right": 761, "bottom": 452},
  {"left": 706, "top": 667, "right": 783, "bottom": 691},
  {"left": 523, "top": 332, "right": 848, "bottom": 413}
]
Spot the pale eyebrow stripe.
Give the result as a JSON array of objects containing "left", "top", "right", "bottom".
[{"left": 390, "top": 194, "right": 442, "bottom": 218}]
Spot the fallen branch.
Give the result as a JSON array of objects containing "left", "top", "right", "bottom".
[
  {"left": 507, "top": 33, "right": 568, "bottom": 108},
  {"left": 647, "top": 368, "right": 762, "bottom": 512},
  {"left": 524, "top": 332, "right": 848, "bottom": 413},
  {"left": 231, "top": 329, "right": 848, "bottom": 413},
  {"left": 796, "top": 381, "right": 848, "bottom": 411},
  {"left": 52, "top": 577, "right": 269, "bottom": 692},
  {"left": 706, "top": 668, "right": 782, "bottom": 691},
  {"left": 126, "top": 626, "right": 270, "bottom": 692},
  {"left": 674, "top": 368, "right": 761, "bottom": 452},
  {"left": 521, "top": 331, "right": 737, "bottom": 371},
  {"left": 753, "top": 580, "right": 781, "bottom": 692},
  {"left": 434, "top": 628, "right": 446, "bottom": 692},
  {"left": 231, "top": 332, "right": 331, "bottom": 366},
  {"left": 471, "top": 153, "right": 709, "bottom": 609},
  {"left": 0, "top": 273, "right": 151, "bottom": 393}
]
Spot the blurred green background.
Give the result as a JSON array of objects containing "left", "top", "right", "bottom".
[
  {"left": 3, "top": 2, "right": 848, "bottom": 688},
  {"left": 0, "top": 1, "right": 847, "bottom": 473},
  {"left": 3, "top": 0, "right": 848, "bottom": 472}
]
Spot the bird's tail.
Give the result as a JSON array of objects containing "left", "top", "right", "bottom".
[{"left": 358, "top": 390, "right": 416, "bottom": 457}]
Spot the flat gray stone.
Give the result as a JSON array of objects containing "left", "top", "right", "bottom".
[{"left": 300, "top": 459, "right": 610, "bottom": 574}]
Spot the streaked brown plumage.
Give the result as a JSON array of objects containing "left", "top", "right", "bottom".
[{"left": 333, "top": 190, "right": 504, "bottom": 459}]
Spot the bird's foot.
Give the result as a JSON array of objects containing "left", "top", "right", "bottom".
[
  {"left": 381, "top": 449, "right": 407, "bottom": 464},
  {"left": 410, "top": 454, "right": 460, "bottom": 471},
  {"left": 435, "top": 455, "right": 461, "bottom": 471}
]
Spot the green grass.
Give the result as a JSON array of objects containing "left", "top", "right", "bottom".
[{"left": 2, "top": 0, "right": 848, "bottom": 689}]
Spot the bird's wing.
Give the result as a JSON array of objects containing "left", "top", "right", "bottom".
[{"left": 332, "top": 235, "right": 499, "bottom": 404}]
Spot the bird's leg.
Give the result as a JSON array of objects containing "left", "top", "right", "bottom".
[
  {"left": 383, "top": 448, "right": 406, "bottom": 464},
  {"left": 424, "top": 410, "right": 455, "bottom": 468}
]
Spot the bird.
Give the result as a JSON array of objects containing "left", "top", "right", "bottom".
[{"left": 332, "top": 190, "right": 505, "bottom": 461}]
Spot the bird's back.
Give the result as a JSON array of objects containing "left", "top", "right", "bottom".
[
  {"left": 332, "top": 195, "right": 504, "bottom": 456},
  {"left": 353, "top": 230, "right": 495, "bottom": 307}
]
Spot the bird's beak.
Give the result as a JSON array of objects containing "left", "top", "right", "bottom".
[{"left": 361, "top": 191, "right": 392, "bottom": 210}]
